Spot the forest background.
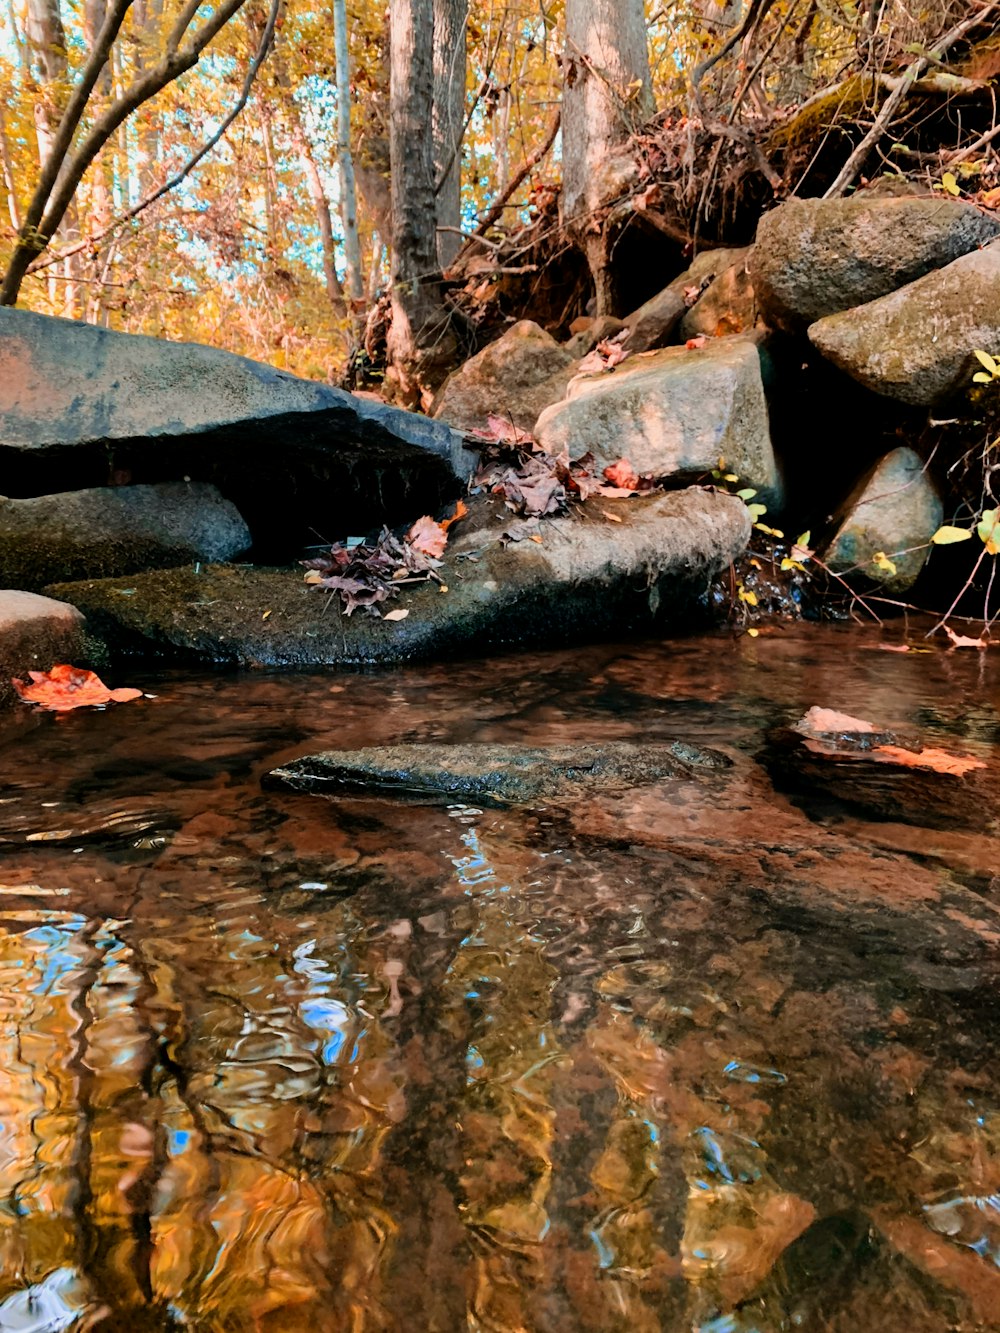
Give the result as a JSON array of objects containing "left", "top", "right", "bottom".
[{"left": 0, "top": 0, "right": 995, "bottom": 404}]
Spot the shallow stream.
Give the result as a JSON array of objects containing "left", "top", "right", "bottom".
[{"left": 2, "top": 623, "right": 1000, "bottom": 1331}]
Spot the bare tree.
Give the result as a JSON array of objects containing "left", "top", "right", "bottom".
[
  {"left": 561, "top": 0, "right": 654, "bottom": 314},
  {"left": 333, "top": 0, "right": 363, "bottom": 302},
  {"left": 1, "top": 0, "right": 252, "bottom": 306},
  {"left": 433, "top": 0, "right": 467, "bottom": 269},
  {"left": 386, "top": 0, "right": 455, "bottom": 403}
]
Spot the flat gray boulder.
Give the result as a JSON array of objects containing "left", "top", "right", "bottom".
[
  {"left": 432, "top": 320, "right": 576, "bottom": 434},
  {"left": 0, "top": 307, "right": 474, "bottom": 553},
  {"left": 0, "top": 482, "right": 250, "bottom": 591},
  {"left": 808, "top": 245, "right": 1000, "bottom": 406},
  {"left": 45, "top": 488, "right": 751, "bottom": 668},
  {"left": 535, "top": 337, "right": 781, "bottom": 508},
  {"left": 750, "top": 196, "right": 999, "bottom": 332},
  {"left": 0, "top": 589, "right": 90, "bottom": 710},
  {"left": 264, "top": 740, "right": 732, "bottom": 806},
  {"left": 821, "top": 447, "right": 942, "bottom": 592}
]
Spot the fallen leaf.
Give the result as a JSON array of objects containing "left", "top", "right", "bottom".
[
  {"left": 795, "top": 706, "right": 877, "bottom": 736},
  {"left": 601, "top": 509, "right": 623, "bottom": 522},
  {"left": 603, "top": 458, "right": 639, "bottom": 490},
  {"left": 383, "top": 608, "right": 410, "bottom": 622},
  {"left": 528, "top": 534, "right": 543, "bottom": 544},
  {"left": 872, "top": 744, "right": 985, "bottom": 777},
  {"left": 685, "top": 335, "right": 707, "bottom": 349},
  {"left": 945, "top": 626, "right": 989, "bottom": 650},
  {"left": 406, "top": 499, "right": 468, "bottom": 558},
  {"left": 262, "top": 609, "right": 272, "bottom": 620},
  {"left": 12, "top": 665, "right": 144, "bottom": 713}
]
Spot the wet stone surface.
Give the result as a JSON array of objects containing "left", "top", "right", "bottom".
[{"left": 0, "top": 622, "right": 999, "bottom": 1330}]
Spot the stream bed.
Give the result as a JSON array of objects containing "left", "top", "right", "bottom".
[{"left": 1, "top": 622, "right": 1000, "bottom": 1331}]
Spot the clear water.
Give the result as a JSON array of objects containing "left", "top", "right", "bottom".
[{"left": 1, "top": 623, "right": 1000, "bottom": 1331}]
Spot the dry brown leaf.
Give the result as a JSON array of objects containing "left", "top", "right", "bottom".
[
  {"left": 603, "top": 458, "right": 639, "bottom": 490},
  {"left": 383, "top": 608, "right": 410, "bottom": 622}
]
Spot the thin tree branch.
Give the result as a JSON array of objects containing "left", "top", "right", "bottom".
[{"left": 462, "top": 105, "right": 560, "bottom": 246}]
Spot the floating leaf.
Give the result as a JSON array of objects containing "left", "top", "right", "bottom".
[
  {"left": 736, "top": 488, "right": 757, "bottom": 501},
  {"left": 12, "top": 665, "right": 144, "bottom": 713},
  {"left": 944, "top": 625, "right": 989, "bottom": 650},
  {"left": 873, "top": 744, "right": 985, "bottom": 777}
]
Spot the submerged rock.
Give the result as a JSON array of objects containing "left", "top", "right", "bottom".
[
  {"left": 45, "top": 488, "right": 751, "bottom": 668},
  {"left": 535, "top": 337, "right": 781, "bottom": 508},
  {"left": 0, "top": 307, "right": 473, "bottom": 555},
  {"left": 807, "top": 245, "right": 1000, "bottom": 406},
  {"left": 0, "top": 482, "right": 250, "bottom": 591},
  {"left": 432, "top": 320, "right": 576, "bottom": 434},
  {"left": 821, "top": 447, "right": 942, "bottom": 591},
  {"left": 264, "top": 740, "right": 732, "bottom": 805},
  {"left": 0, "top": 589, "right": 92, "bottom": 710},
  {"left": 750, "top": 195, "right": 999, "bottom": 332}
]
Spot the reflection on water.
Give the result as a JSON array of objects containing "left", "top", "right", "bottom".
[{"left": 0, "top": 624, "right": 999, "bottom": 1329}]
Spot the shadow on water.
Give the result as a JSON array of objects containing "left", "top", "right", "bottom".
[{"left": 1, "top": 623, "right": 1000, "bottom": 1329}]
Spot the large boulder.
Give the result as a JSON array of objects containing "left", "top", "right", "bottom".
[
  {"left": 750, "top": 196, "right": 1000, "bottom": 332},
  {"left": 535, "top": 337, "right": 781, "bottom": 507},
  {"left": 0, "top": 590, "right": 91, "bottom": 710},
  {"left": 432, "top": 321, "right": 576, "bottom": 434},
  {"left": 44, "top": 488, "right": 751, "bottom": 668},
  {"left": 820, "top": 447, "right": 942, "bottom": 592},
  {"left": 0, "top": 308, "right": 474, "bottom": 557},
  {"left": 0, "top": 482, "right": 250, "bottom": 591},
  {"left": 808, "top": 245, "right": 1000, "bottom": 406}
]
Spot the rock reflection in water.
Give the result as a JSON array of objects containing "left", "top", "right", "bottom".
[{"left": 0, "top": 624, "right": 999, "bottom": 1328}]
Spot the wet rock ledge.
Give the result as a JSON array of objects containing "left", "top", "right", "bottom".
[{"left": 265, "top": 740, "right": 733, "bottom": 805}]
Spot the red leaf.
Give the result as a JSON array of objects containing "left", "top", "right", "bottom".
[
  {"left": 685, "top": 335, "right": 708, "bottom": 350},
  {"left": 12, "top": 665, "right": 143, "bottom": 713}
]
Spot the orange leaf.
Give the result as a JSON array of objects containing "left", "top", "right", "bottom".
[
  {"left": 872, "top": 744, "right": 986, "bottom": 777},
  {"left": 12, "top": 664, "right": 144, "bottom": 713},
  {"left": 685, "top": 335, "right": 708, "bottom": 350},
  {"left": 796, "top": 706, "right": 876, "bottom": 737},
  {"left": 603, "top": 458, "right": 639, "bottom": 491},
  {"left": 406, "top": 500, "right": 467, "bottom": 558},
  {"left": 944, "top": 626, "right": 989, "bottom": 650}
]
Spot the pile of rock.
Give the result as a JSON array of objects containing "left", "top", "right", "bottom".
[
  {"left": 432, "top": 191, "right": 1000, "bottom": 602},
  {"left": 1, "top": 190, "right": 996, "bottom": 694}
]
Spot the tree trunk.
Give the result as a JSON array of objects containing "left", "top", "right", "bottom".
[
  {"left": 432, "top": 0, "right": 466, "bottom": 269},
  {"left": 291, "top": 120, "right": 347, "bottom": 314},
  {"left": 561, "top": 0, "right": 654, "bottom": 314},
  {"left": 386, "top": 0, "right": 455, "bottom": 404},
  {"left": 333, "top": 0, "right": 363, "bottom": 302},
  {"left": 26, "top": 0, "right": 68, "bottom": 169}
]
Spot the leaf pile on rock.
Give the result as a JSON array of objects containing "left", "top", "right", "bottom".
[
  {"left": 469, "top": 413, "right": 657, "bottom": 519},
  {"left": 12, "top": 665, "right": 144, "bottom": 713},
  {"left": 302, "top": 502, "right": 466, "bottom": 617}
]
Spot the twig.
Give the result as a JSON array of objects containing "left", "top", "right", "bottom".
[
  {"left": 26, "top": 0, "right": 279, "bottom": 279},
  {"left": 824, "top": 0, "right": 1000, "bottom": 197}
]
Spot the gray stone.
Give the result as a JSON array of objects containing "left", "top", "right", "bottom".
[
  {"left": 0, "top": 482, "right": 250, "bottom": 591},
  {"left": 621, "top": 247, "right": 748, "bottom": 353},
  {"left": 432, "top": 320, "right": 576, "bottom": 434},
  {"left": 821, "top": 447, "right": 942, "bottom": 591},
  {"left": 750, "top": 196, "right": 1000, "bottom": 332},
  {"left": 0, "top": 589, "right": 90, "bottom": 710},
  {"left": 0, "top": 307, "right": 474, "bottom": 554},
  {"left": 45, "top": 488, "right": 751, "bottom": 668},
  {"left": 265, "top": 740, "right": 732, "bottom": 806},
  {"left": 680, "top": 251, "right": 758, "bottom": 340},
  {"left": 535, "top": 337, "right": 781, "bottom": 508},
  {"left": 808, "top": 245, "right": 1000, "bottom": 406}
]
